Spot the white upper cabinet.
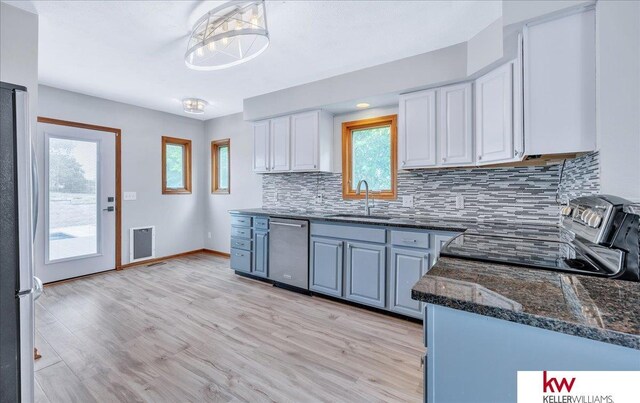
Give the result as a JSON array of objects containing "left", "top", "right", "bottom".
[
  {"left": 438, "top": 83, "right": 473, "bottom": 166},
  {"left": 252, "top": 110, "right": 332, "bottom": 173},
  {"left": 252, "top": 120, "right": 270, "bottom": 172},
  {"left": 398, "top": 89, "right": 437, "bottom": 168},
  {"left": 523, "top": 7, "right": 596, "bottom": 155},
  {"left": 291, "top": 111, "right": 319, "bottom": 171},
  {"left": 475, "top": 62, "right": 516, "bottom": 165},
  {"left": 269, "top": 116, "right": 290, "bottom": 172}
]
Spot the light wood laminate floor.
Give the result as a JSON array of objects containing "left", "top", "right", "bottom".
[{"left": 34, "top": 253, "right": 423, "bottom": 402}]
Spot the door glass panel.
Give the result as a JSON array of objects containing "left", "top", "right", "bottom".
[
  {"left": 165, "top": 143, "right": 185, "bottom": 189},
  {"left": 48, "top": 137, "right": 99, "bottom": 261}
]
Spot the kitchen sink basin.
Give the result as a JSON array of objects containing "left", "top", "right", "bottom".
[{"left": 329, "top": 213, "right": 393, "bottom": 220}]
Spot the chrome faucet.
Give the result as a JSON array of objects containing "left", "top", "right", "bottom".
[{"left": 356, "top": 179, "right": 371, "bottom": 216}]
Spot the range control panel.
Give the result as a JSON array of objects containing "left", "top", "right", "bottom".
[{"left": 561, "top": 196, "right": 625, "bottom": 245}]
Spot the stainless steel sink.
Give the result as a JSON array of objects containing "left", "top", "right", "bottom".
[{"left": 328, "top": 213, "right": 393, "bottom": 220}]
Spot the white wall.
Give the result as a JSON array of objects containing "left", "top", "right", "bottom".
[
  {"left": 596, "top": 1, "right": 640, "bottom": 202},
  {"left": 37, "top": 85, "right": 206, "bottom": 277},
  {"left": 204, "top": 113, "right": 262, "bottom": 253},
  {"left": 0, "top": 2, "right": 38, "bottom": 142}
]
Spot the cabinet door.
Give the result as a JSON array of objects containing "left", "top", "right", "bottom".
[
  {"left": 270, "top": 116, "right": 290, "bottom": 172},
  {"left": 252, "top": 120, "right": 270, "bottom": 172},
  {"left": 475, "top": 63, "right": 514, "bottom": 164},
  {"left": 345, "top": 241, "right": 386, "bottom": 308},
  {"left": 291, "top": 111, "right": 319, "bottom": 171},
  {"left": 253, "top": 230, "right": 269, "bottom": 278},
  {"left": 524, "top": 9, "right": 596, "bottom": 155},
  {"left": 389, "top": 247, "right": 430, "bottom": 318},
  {"left": 399, "top": 90, "right": 437, "bottom": 168},
  {"left": 438, "top": 83, "right": 473, "bottom": 166},
  {"left": 310, "top": 236, "right": 343, "bottom": 297}
]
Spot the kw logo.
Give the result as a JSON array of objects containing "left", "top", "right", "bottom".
[{"left": 543, "top": 371, "right": 576, "bottom": 393}]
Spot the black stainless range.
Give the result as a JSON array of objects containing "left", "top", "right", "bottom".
[{"left": 441, "top": 195, "right": 640, "bottom": 281}]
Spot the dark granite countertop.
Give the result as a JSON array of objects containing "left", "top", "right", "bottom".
[
  {"left": 412, "top": 257, "right": 640, "bottom": 350},
  {"left": 229, "top": 208, "right": 563, "bottom": 239}
]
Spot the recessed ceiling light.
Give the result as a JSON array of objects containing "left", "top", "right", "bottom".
[
  {"left": 356, "top": 103, "right": 370, "bottom": 109},
  {"left": 182, "top": 98, "right": 208, "bottom": 114}
]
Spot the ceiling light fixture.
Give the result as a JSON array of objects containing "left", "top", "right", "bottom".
[
  {"left": 185, "top": 0, "right": 270, "bottom": 71},
  {"left": 182, "top": 98, "right": 208, "bottom": 114},
  {"left": 356, "top": 103, "right": 370, "bottom": 109}
]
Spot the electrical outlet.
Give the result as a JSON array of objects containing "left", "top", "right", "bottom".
[
  {"left": 402, "top": 195, "right": 414, "bottom": 208},
  {"left": 316, "top": 194, "right": 324, "bottom": 203},
  {"left": 456, "top": 195, "right": 465, "bottom": 209},
  {"left": 207, "top": 232, "right": 212, "bottom": 239}
]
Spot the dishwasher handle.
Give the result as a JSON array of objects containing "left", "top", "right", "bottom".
[{"left": 270, "top": 221, "right": 306, "bottom": 228}]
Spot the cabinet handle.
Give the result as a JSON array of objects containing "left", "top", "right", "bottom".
[
  {"left": 514, "top": 150, "right": 521, "bottom": 157},
  {"left": 478, "top": 155, "right": 482, "bottom": 161},
  {"left": 442, "top": 157, "right": 447, "bottom": 162},
  {"left": 313, "top": 164, "right": 317, "bottom": 169},
  {"left": 402, "top": 238, "right": 417, "bottom": 243},
  {"left": 402, "top": 161, "right": 406, "bottom": 166}
]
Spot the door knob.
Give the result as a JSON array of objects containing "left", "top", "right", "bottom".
[{"left": 103, "top": 206, "right": 115, "bottom": 212}]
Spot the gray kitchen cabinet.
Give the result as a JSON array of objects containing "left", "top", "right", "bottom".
[
  {"left": 309, "top": 236, "right": 343, "bottom": 297},
  {"left": 389, "top": 247, "right": 430, "bottom": 318},
  {"left": 345, "top": 241, "right": 386, "bottom": 308},
  {"left": 253, "top": 230, "right": 269, "bottom": 278}
]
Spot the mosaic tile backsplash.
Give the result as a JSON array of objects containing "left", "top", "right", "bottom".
[{"left": 262, "top": 152, "right": 600, "bottom": 225}]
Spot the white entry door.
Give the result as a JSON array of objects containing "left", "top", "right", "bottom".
[{"left": 40, "top": 122, "right": 116, "bottom": 282}]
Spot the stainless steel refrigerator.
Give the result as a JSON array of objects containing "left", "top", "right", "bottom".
[{"left": 1, "top": 81, "right": 42, "bottom": 403}]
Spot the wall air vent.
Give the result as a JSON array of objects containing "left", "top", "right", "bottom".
[{"left": 130, "top": 226, "right": 155, "bottom": 263}]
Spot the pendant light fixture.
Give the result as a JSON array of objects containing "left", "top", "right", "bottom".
[
  {"left": 182, "top": 98, "right": 208, "bottom": 114},
  {"left": 185, "top": 0, "right": 269, "bottom": 70}
]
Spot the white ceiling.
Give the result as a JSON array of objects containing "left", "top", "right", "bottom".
[{"left": 6, "top": 0, "right": 502, "bottom": 120}]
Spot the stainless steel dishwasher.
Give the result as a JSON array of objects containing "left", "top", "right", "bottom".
[{"left": 268, "top": 218, "right": 309, "bottom": 290}]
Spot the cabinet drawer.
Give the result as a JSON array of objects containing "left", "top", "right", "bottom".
[
  {"left": 231, "top": 238, "right": 252, "bottom": 251},
  {"left": 230, "top": 248, "right": 251, "bottom": 273},
  {"left": 231, "top": 215, "right": 252, "bottom": 228},
  {"left": 390, "top": 230, "right": 430, "bottom": 249},
  {"left": 254, "top": 217, "right": 269, "bottom": 230},
  {"left": 231, "top": 227, "right": 252, "bottom": 239}
]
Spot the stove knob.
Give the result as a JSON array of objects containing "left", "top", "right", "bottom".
[
  {"left": 560, "top": 206, "right": 573, "bottom": 216},
  {"left": 588, "top": 214, "right": 603, "bottom": 228},
  {"left": 581, "top": 209, "right": 592, "bottom": 222}
]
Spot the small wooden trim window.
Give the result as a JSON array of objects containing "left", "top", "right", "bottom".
[
  {"left": 342, "top": 115, "right": 397, "bottom": 200},
  {"left": 162, "top": 136, "right": 192, "bottom": 194},
  {"left": 211, "top": 139, "right": 230, "bottom": 194}
]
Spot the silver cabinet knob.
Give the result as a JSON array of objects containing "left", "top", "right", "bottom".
[
  {"left": 478, "top": 155, "right": 482, "bottom": 161},
  {"left": 402, "top": 161, "right": 406, "bottom": 166},
  {"left": 442, "top": 157, "right": 447, "bottom": 162}
]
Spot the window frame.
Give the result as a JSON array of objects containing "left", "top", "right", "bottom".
[
  {"left": 341, "top": 114, "right": 398, "bottom": 200},
  {"left": 211, "top": 139, "right": 231, "bottom": 194},
  {"left": 161, "top": 136, "right": 192, "bottom": 194}
]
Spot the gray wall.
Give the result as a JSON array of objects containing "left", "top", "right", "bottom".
[
  {"left": 0, "top": 3, "right": 38, "bottom": 143},
  {"left": 203, "top": 113, "right": 262, "bottom": 253},
  {"left": 37, "top": 85, "right": 207, "bottom": 271}
]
